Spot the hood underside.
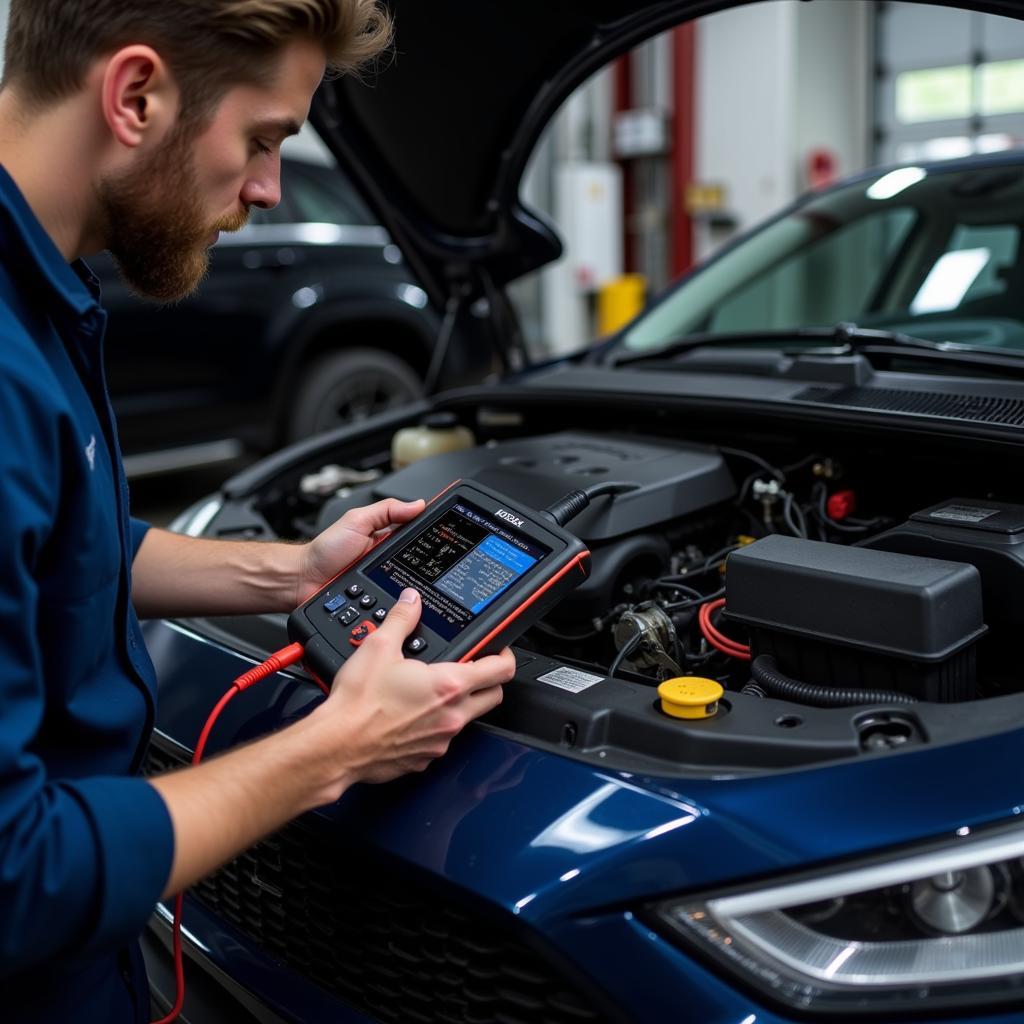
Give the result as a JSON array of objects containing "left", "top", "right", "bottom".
[{"left": 311, "top": 0, "right": 1024, "bottom": 305}]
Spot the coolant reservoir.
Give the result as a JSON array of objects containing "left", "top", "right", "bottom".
[{"left": 391, "top": 412, "right": 475, "bottom": 469}]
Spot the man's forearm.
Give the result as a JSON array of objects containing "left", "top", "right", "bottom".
[
  {"left": 131, "top": 527, "right": 301, "bottom": 619},
  {"left": 148, "top": 712, "right": 348, "bottom": 898}
]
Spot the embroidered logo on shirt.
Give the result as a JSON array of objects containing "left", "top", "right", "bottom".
[{"left": 85, "top": 434, "right": 97, "bottom": 471}]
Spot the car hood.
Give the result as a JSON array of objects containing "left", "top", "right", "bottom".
[{"left": 311, "top": 0, "right": 1024, "bottom": 309}]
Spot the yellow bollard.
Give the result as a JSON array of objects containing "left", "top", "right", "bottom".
[{"left": 597, "top": 273, "right": 646, "bottom": 337}]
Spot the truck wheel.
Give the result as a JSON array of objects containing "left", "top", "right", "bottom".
[{"left": 287, "top": 348, "right": 422, "bottom": 441}]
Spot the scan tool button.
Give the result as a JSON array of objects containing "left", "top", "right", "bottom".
[
  {"left": 359, "top": 593, "right": 377, "bottom": 610},
  {"left": 404, "top": 636, "right": 428, "bottom": 656},
  {"left": 345, "top": 583, "right": 364, "bottom": 598},
  {"left": 349, "top": 620, "right": 378, "bottom": 647},
  {"left": 373, "top": 607, "right": 388, "bottom": 622},
  {"left": 323, "top": 594, "right": 347, "bottom": 614},
  {"left": 338, "top": 607, "right": 359, "bottom": 626}
]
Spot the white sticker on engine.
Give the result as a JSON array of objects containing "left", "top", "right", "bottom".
[
  {"left": 929, "top": 504, "right": 1000, "bottom": 523},
  {"left": 537, "top": 667, "right": 605, "bottom": 692}
]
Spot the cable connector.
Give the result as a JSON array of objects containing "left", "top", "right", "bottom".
[
  {"left": 234, "top": 642, "right": 305, "bottom": 691},
  {"left": 541, "top": 481, "right": 640, "bottom": 527}
]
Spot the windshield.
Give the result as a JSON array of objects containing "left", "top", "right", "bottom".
[{"left": 621, "top": 162, "right": 1024, "bottom": 356}]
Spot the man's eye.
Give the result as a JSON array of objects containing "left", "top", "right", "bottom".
[{"left": 254, "top": 140, "right": 273, "bottom": 156}]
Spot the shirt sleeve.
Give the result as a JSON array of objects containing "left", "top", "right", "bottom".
[
  {"left": 0, "top": 361, "right": 173, "bottom": 977},
  {"left": 130, "top": 516, "right": 151, "bottom": 561}
]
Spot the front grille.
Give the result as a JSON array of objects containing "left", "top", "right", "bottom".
[
  {"left": 794, "top": 385, "right": 1024, "bottom": 426},
  {"left": 144, "top": 741, "right": 608, "bottom": 1024}
]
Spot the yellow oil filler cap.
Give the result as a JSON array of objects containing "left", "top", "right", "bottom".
[{"left": 657, "top": 677, "right": 724, "bottom": 720}]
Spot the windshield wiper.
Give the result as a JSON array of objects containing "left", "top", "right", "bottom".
[
  {"left": 608, "top": 322, "right": 1024, "bottom": 377},
  {"left": 609, "top": 323, "right": 967, "bottom": 366}
]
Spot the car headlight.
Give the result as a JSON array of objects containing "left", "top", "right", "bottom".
[{"left": 649, "top": 822, "right": 1024, "bottom": 1015}]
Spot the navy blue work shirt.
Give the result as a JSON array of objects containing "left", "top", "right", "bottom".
[{"left": 0, "top": 166, "right": 174, "bottom": 1022}]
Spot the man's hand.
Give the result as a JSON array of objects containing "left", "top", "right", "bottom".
[
  {"left": 294, "top": 497, "right": 425, "bottom": 607},
  {"left": 307, "top": 588, "right": 517, "bottom": 791}
]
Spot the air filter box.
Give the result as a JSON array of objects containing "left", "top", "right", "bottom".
[{"left": 726, "top": 535, "right": 986, "bottom": 702}]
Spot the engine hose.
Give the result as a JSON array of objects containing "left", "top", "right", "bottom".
[{"left": 751, "top": 655, "right": 918, "bottom": 707}]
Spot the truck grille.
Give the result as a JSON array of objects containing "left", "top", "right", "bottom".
[{"left": 143, "top": 740, "right": 608, "bottom": 1024}]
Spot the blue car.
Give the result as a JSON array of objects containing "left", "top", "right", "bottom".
[{"left": 143, "top": 0, "right": 1024, "bottom": 1021}]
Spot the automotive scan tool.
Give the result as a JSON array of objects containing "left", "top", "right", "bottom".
[{"left": 288, "top": 479, "right": 593, "bottom": 679}]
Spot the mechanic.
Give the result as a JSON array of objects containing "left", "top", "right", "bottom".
[{"left": 0, "top": 2, "right": 517, "bottom": 1021}]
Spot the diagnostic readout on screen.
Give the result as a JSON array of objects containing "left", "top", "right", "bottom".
[{"left": 366, "top": 501, "right": 550, "bottom": 640}]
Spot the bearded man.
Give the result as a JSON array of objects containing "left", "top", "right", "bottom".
[{"left": 0, "top": 3, "right": 515, "bottom": 1021}]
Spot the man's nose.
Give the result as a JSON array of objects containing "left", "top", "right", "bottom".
[{"left": 241, "top": 165, "right": 282, "bottom": 210}]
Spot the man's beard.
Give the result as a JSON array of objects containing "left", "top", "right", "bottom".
[{"left": 97, "top": 124, "right": 249, "bottom": 303}]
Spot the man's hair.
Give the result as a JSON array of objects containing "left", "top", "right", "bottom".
[{"left": 3, "top": 0, "right": 392, "bottom": 120}]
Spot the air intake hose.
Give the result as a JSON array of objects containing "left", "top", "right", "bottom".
[{"left": 750, "top": 654, "right": 917, "bottom": 707}]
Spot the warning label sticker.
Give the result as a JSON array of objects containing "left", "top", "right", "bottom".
[
  {"left": 929, "top": 504, "right": 1000, "bottom": 523},
  {"left": 537, "top": 666, "right": 605, "bottom": 693}
]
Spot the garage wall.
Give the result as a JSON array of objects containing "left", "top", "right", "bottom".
[
  {"left": 695, "top": 1, "right": 797, "bottom": 262},
  {"left": 794, "top": 0, "right": 871, "bottom": 191},
  {"left": 694, "top": 0, "right": 872, "bottom": 262}
]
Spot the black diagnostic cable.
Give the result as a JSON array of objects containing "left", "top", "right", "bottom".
[
  {"left": 540, "top": 481, "right": 641, "bottom": 528},
  {"left": 537, "top": 483, "right": 651, "bottom": 679}
]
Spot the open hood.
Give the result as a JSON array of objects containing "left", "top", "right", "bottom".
[{"left": 311, "top": 0, "right": 1024, "bottom": 310}]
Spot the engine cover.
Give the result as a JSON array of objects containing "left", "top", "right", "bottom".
[{"left": 348, "top": 431, "right": 736, "bottom": 542}]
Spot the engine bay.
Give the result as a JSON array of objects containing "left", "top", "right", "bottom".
[{"left": 188, "top": 390, "right": 1024, "bottom": 776}]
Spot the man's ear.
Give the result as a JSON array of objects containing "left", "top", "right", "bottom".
[{"left": 100, "top": 45, "right": 179, "bottom": 149}]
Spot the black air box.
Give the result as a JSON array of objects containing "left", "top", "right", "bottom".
[{"left": 726, "top": 535, "right": 986, "bottom": 702}]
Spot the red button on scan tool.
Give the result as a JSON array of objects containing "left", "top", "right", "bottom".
[{"left": 349, "top": 620, "right": 378, "bottom": 647}]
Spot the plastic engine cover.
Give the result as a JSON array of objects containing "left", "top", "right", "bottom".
[{"left": 321, "top": 432, "right": 736, "bottom": 542}]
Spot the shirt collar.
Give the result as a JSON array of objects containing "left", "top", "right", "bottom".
[{"left": 0, "top": 163, "right": 102, "bottom": 322}]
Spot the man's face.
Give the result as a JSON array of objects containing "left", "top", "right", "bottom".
[{"left": 98, "top": 37, "right": 326, "bottom": 303}]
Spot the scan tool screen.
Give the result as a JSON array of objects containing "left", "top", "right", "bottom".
[{"left": 366, "top": 500, "right": 551, "bottom": 640}]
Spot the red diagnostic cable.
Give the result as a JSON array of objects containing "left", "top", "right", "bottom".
[
  {"left": 151, "top": 641, "right": 322, "bottom": 1024},
  {"left": 698, "top": 598, "right": 751, "bottom": 661}
]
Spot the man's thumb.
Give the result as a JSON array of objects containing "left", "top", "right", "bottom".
[{"left": 379, "top": 587, "right": 422, "bottom": 642}]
